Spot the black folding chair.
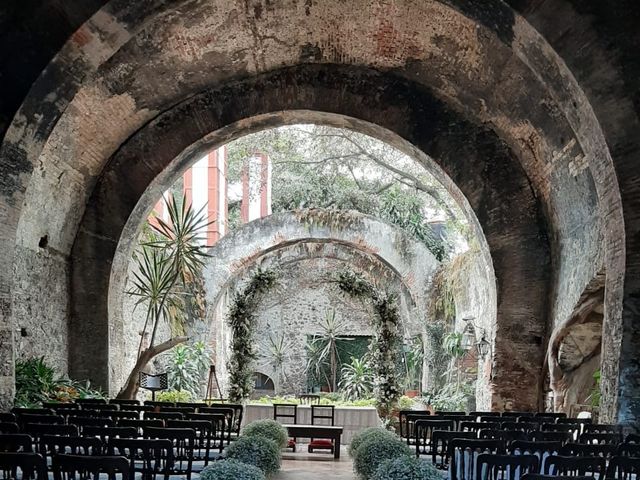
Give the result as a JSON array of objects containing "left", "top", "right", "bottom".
[
  {"left": 605, "top": 455, "right": 640, "bottom": 480},
  {"left": 617, "top": 442, "right": 640, "bottom": 457},
  {"left": 580, "top": 433, "right": 624, "bottom": 445},
  {"left": 0, "top": 414, "right": 16, "bottom": 423},
  {"left": 0, "top": 434, "right": 33, "bottom": 453},
  {"left": 0, "top": 452, "right": 47, "bottom": 479},
  {"left": 430, "top": 430, "right": 476, "bottom": 468},
  {"left": 544, "top": 455, "right": 606, "bottom": 478},
  {"left": 479, "top": 429, "right": 529, "bottom": 442},
  {"left": 167, "top": 420, "right": 218, "bottom": 466},
  {"left": 560, "top": 442, "right": 616, "bottom": 458},
  {"left": 118, "top": 419, "right": 163, "bottom": 436},
  {"left": 68, "top": 416, "right": 114, "bottom": 434},
  {"left": 107, "top": 437, "right": 173, "bottom": 480},
  {"left": 108, "top": 400, "right": 140, "bottom": 407},
  {"left": 415, "top": 419, "right": 454, "bottom": 457},
  {"left": 185, "top": 413, "right": 228, "bottom": 451},
  {"left": 144, "top": 411, "right": 184, "bottom": 421},
  {"left": 400, "top": 412, "right": 432, "bottom": 444},
  {"left": 143, "top": 427, "right": 195, "bottom": 480},
  {"left": 52, "top": 454, "right": 130, "bottom": 480},
  {"left": 477, "top": 453, "right": 539, "bottom": 480},
  {"left": 449, "top": 439, "right": 506, "bottom": 480}
]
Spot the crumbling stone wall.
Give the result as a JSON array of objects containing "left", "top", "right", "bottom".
[{"left": 0, "top": 0, "right": 635, "bottom": 425}]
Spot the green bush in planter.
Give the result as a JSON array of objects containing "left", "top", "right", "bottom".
[
  {"left": 224, "top": 436, "right": 281, "bottom": 475},
  {"left": 348, "top": 427, "right": 397, "bottom": 458},
  {"left": 372, "top": 456, "right": 441, "bottom": 480},
  {"left": 200, "top": 459, "right": 266, "bottom": 480},
  {"left": 242, "top": 419, "right": 288, "bottom": 449},
  {"left": 353, "top": 433, "right": 412, "bottom": 479}
]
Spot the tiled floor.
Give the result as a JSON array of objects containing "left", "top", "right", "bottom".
[{"left": 275, "top": 447, "right": 355, "bottom": 480}]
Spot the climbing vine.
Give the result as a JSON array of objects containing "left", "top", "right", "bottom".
[
  {"left": 336, "top": 269, "right": 402, "bottom": 427},
  {"left": 226, "top": 268, "right": 277, "bottom": 403}
]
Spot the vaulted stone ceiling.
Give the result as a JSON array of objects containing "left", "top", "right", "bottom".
[{"left": 0, "top": 0, "right": 638, "bottom": 428}]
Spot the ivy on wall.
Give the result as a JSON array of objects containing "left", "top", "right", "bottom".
[
  {"left": 336, "top": 269, "right": 402, "bottom": 427},
  {"left": 226, "top": 268, "right": 277, "bottom": 403}
]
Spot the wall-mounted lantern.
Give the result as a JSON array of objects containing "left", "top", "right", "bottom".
[{"left": 461, "top": 316, "right": 491, "bottom": 360}]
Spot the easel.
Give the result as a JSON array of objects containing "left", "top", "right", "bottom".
[{"left": 204, "top": 364, "right": 222, "bottom": 405}]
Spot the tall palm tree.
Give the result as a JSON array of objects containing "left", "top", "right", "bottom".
[{"left": 117, "top": 193, "right": 211, "bottom": 399}]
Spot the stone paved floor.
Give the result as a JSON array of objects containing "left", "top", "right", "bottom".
[{"left": 275, "top": 447, "right": 355, "bottom": 480}]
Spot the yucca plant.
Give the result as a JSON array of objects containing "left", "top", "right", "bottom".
[
  {"left": 305, "top": 309, "right": 350, "bottom": 392},
  {"left": 257, "top": 331, "right": 294, "bottom": 395},
  {"left": 339, "top": 356, "right": 373, "bottom": 400},
  {"left": 117, "top": 193, "right": 212, "bottom": 399}
]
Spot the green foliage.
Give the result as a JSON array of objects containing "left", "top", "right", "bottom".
[
  {"left": 224, "top": 436, "right": 281, "bottom": 475},
  {"left": 155, "top": 390, "right": 192, "bottom": 403},
  {"left": 348, "top": 427, "right": 397, "bottom": 459},
  {"left": 379, "top": 185, "right": 446, "bottom": 260},
  {"left": 423, "top": 321, "right": 449, "bottom": 391},
  {"left": 443, "top": 332, "right": 465, "bottom": 359},
  {"left": 340, "top": 357, "right": 374, "bottom": 401},
  {"left": 398, "top": 395, "right": 416, "bottom": 410},
  {"left": 164, "top": 341, "right": 211, "bottom": 397},
  {"left": 421, "top": 382, "right": 474, "bottom": 412},
  {"left": 225, "top": 125, "right": 463, "bottom": 258},
  {"left": 242, "top": 419, "right": 288, "bottom": 449},
  {"left": 372, "top": 456, "right": 441, "bottom": 480},
  {"left": 304, "top": 309, "right": 350, "bottom": 392},
  {"left": 257, "top": 332, "right": 294, "bottom": 395},
  {"left": 352, "top": 432, "right": 412, "bottom": 479},
  {"left": 588, "top": 369, "right": 601, "bottom": 407},
  {"left": 129, "top": 193, "right": 211, "bottom": 349},
  {"left": 14, "top": 357, "right": 104, "bottom": 407},
  {"left": 402, "top": 336, "right": 424, "bottom": 390},
  {"left": 249, "top": 394, "right": 377, "bottom": 407},
  {"left": 227, "top": 268, "right": 278, "bottom": 402},
  {"left": 201, "top": 459, "right": 266, "bottom": 480},
  {"left": 337, "top": 269, "right": 402, "bottom": 427}
]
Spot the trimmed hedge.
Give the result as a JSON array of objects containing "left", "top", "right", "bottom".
[
  {"left": 242, "top": 419, "right": 288, "bottom": 449},
  {"left": 224, "top": 435, "right": 281, "bottom": 475},
  {"left": 348, "top": 427, "right": 397, "bottom": 458},
  {"left": 200, "top": 459, "right": 266, "bottom": 480},
  {"left": 372, "top": 456, "right": 442, "bottom": 480},
  {"left": 352, "top": 432, "right": 412, "bottom": 479}
]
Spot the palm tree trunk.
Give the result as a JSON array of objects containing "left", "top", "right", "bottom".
[{"left": 116, "top": 336, "right": 188, "bottom": 399}]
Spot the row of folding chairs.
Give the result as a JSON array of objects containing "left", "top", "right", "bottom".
[
  {"left": 451, "top": 451, "right": 640, "bottom": 480},
  {"left": 5, "top": 403, "right": 243, "bottom": 427},
  {"left": 423, "top": 432, "right": 640, "bottom": 469},
  {"left": 0, "top": 425, "right": 223, "bottom": 479},
  {"left": 1, "top": 405, "right": 242, "bottom": 440},
  {"left": 406, "top": 418, "right": 628, "bottom": 446}
]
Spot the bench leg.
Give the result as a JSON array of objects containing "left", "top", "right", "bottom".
[{"left": 334, "top": 436, "right": 341, "bottom": 459}]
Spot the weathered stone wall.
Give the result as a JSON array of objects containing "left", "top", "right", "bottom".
[
  {"left": 201, "top": 210, "right": 439, "bottom": 395},
  {"left": 11, "top": 245, "right": 69, "bottom": 374},
  {"left": 0, "top": 0, "right": 635, "bottom": 424},
  {"left": 450, "top": 244, "right": 497, "bottom": 411}
]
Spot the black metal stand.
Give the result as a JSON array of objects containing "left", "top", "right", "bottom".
[{"left": 204, "top": 364, "right": 222, "bottom": 402}]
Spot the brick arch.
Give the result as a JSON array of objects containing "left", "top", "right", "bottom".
[
  {"left": 78, "top": 68, "right": 541, "bottom": 410},
  {"left": 0, "top": 0, "right": 631, "bottom": 422},
  {"left": 202, "top": 232, "right": 438, "bottom": 396}
]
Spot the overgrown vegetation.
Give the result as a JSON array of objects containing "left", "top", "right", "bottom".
[
  {"left": 227, "top": 268, "right": 278, "bottom": 402},
  {"left": 14, "top": 357, "right": 104, "bottom": 407},
  {"left": 336, "top": 269, "right": 402, "bottom": 427},
  {"left": 226, "top": 125, "right": 467, "bottom": 260},
  {"left": 163, "top": 341, "right": 211, "bottom": 397}
]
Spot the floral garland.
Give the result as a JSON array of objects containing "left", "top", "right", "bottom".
[
  {"left": 226, "top": 268, "right": 277, "bottom": 403},
  {"left": 337, "top": 269, "right": 402, "bottom": 427}
]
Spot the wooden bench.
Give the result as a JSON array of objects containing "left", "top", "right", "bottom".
[{"left": 282, "top": 424, "right": 343, "bottom": 459}]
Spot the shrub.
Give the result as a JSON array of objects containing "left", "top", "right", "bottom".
[
  {"left": 372, "top": 456, "right": 441, "bottom": 480},
  {"left": 348, "top": 427, "right": 397, "bottom": 458},
  {"left": 243, "top": 419, "right": 288, "bottom": 449},
  {"left": 200, "top": 459, "right": 266, "bottom": 480},
  {"left": 353, "top": 432, "right": 412, "bottom": 479},
  {"left": 155, "top": 390, "right": 192, "bottom": 403},
  {"left": 224, "top": 435, "right": 281, "bottom": 475}
]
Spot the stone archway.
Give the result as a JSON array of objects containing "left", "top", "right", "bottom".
[{"left": 0, "top": 0, "right": 632, "bottom": 424}]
